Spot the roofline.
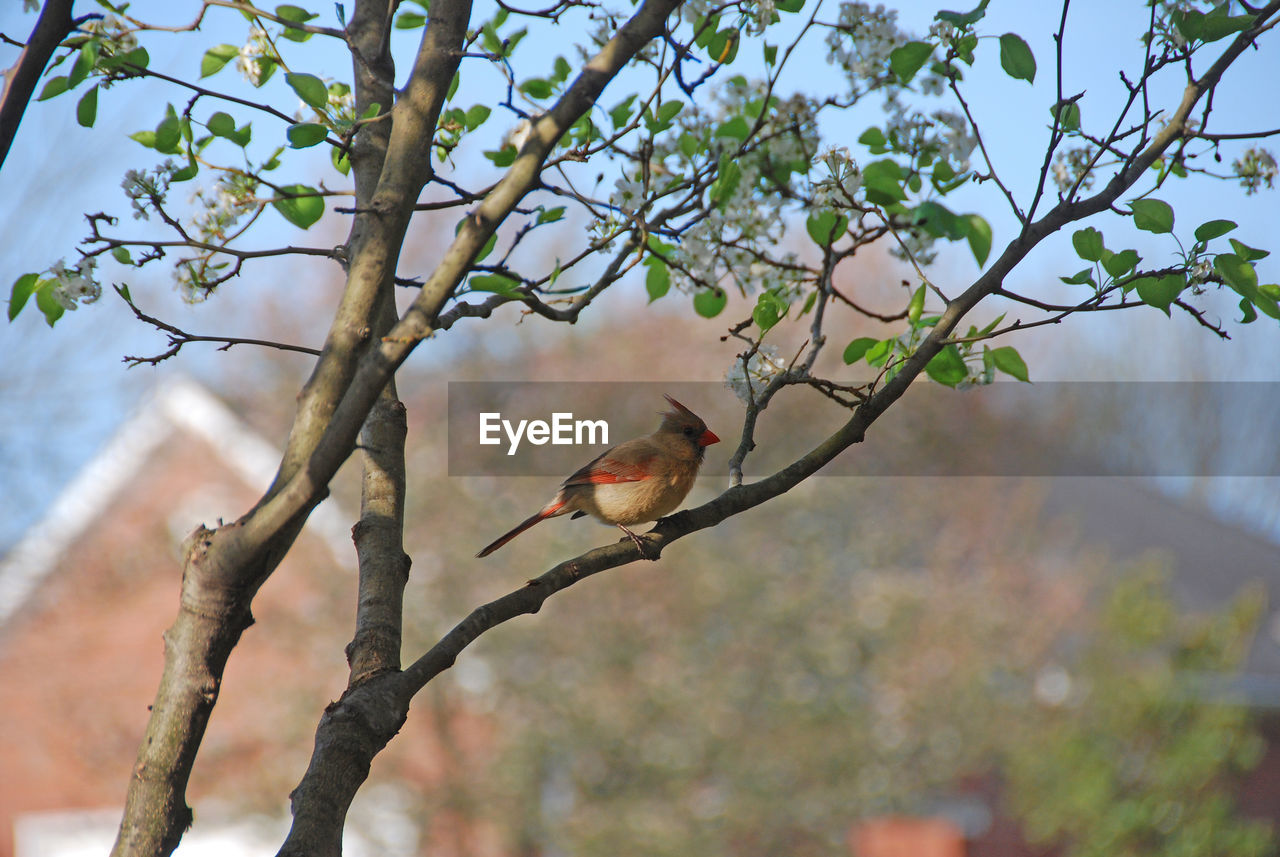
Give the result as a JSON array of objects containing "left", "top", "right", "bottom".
[{"left": 0, "top": 376, "right": 354, "bottom": 630}]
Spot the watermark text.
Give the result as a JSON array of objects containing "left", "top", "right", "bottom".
[{"left": 479, "top": 412, "right": 609, "bottom": 456}]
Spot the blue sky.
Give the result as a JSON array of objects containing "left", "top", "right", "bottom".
[{"left": 1, "top": 0, "right": 1278, "bottom": 549}]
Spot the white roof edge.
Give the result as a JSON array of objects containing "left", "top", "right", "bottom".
[{"left": 0, "top": 376, "right": 355, "bottom": 630}]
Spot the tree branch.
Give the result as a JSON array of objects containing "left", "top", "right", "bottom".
[{"left": 0, "top": 0, "right": 75, "bottom": 170}]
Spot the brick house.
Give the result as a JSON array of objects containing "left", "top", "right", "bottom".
[{"left": 2, "top": 378, "right": 1278, "bottom": 857}]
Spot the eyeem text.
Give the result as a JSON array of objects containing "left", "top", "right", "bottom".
[{"left": 479, "top": 412, "right": 610, "bottom": 456}]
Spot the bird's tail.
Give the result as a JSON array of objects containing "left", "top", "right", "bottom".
[{"left": 476, "top": 498, "right": 566, "bottom": 557}]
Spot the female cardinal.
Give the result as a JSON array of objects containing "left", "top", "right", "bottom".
[{"left": 477, "top": 395, "right": 720, "bottom": 557}]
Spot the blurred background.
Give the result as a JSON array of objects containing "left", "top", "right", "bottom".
[{"left": 3, "top": 0, "right": 1280, "bottom": 856}]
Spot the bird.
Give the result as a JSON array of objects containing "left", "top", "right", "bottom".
[{"left": 477, "top": 395, "right": 720, "bottom": 557}]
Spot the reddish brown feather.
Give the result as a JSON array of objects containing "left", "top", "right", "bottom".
[{"left": 564, "top": 454, "right": 652, "bottom": 486}]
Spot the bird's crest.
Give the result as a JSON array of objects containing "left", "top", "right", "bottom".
[{"left": 662, "top": 394, "right": 697, "bottom": 421}]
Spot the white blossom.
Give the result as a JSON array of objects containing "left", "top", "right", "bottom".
[
  {"left": 237, "top": 27, "right": 270, "bottom": 86},
  {"left": 610, "top": 173, "right": 646, "bottom": 212},
  {"left": 191, "top": 172, "right": 259, "bottom": 242},
  {"left": 1051, "top": 146, "right": 1096, "bottom": 193},
  {"left": 725, "top": 346, "right": 789, "bottom": 403},
  {"left": 748, "top": 0, "right": 777, "bottom": 35},
  {"left": 47, "top": 257, "right": 101, "bottom": 310},
  {"left": 1233, "top": 147, "right": 1277, "bottom": 195},
  {"left": 825, "top": 2, "right": 909, "bottom": 86},
  {"left": 120, "top": 160, "right": 177, "bottom": 220},
  {"left": 813, "top": 146, "right": 862, "bottom": 206}
]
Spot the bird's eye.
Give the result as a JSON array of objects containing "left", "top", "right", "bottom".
[{"left": 684, "top": 426, "right": 696, "bottom": 435}]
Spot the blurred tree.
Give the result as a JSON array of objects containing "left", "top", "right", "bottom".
[
  {"left": 3, "top": 1, "right": 1280, "bottom": 856},
  {"left": 428, "top": 468, "right": 1271, "bottom": 857}
]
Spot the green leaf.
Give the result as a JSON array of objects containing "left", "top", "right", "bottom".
[
  {"left": 472, "top": 232, "right": 497, "bottom": 263},
  {"left": 129, "top": 130, "right": 157, "bottom": 149},
  {"left": 1129, "top": 198, "right": 1174, "bottom": 234},
  {"left": 907, "top": 284, "right": 926, "bottom": 325},
  {"left": 709, "top": 156, "right": 741, "bottom": 209},
  {"left": 709, "top": 28, "right": 740, "bottom": 63},
  {"left": 1072, "top": 227, "right": 1105, "bottom": 262},
  {"left": 1050, "top": 101, "right": 1080, "bottom": 132},
  {"left": 654, "top": 100, "right": 683, "bottom": 129},
  {"left": 104, "top": 46, "right": 149, "bottom": 75},
  {"left": 519, "top": 78, "right": 553, "bottom": 99},
  {"left": 998, "top": 33, "right": 1036, "bottom": 83},
  {"left": 865, "top": 339, "right": 893, "bottom": 367},
  {"left": 1196, "top": 14, "right": 1255, "bottom": 42},
  {"left": 645, "top": 260, "right": 670, "bottom": 303},
  {"left": 1135, "top": 273, "right": 1185, "bottom": 315},
  {"left": 394, "top": 11, "right": 426, "bottom": 28},
  {"left": 960, "top": 213, "right": 992, "bottom": 266},
  {"left": 925, "top": 344, "right": 967, "bottom": 387},
  {"left": 862, "top": 159, "right": 906, "bottom": 205},
  {"left": 200, "top": 44, "right": 240, "bottom": 78},
  {"left": 154, "top": 112, "right": 182, "bottom": 154},
  {"left": 111, "top": 247, "right": 133, "bottom": 264},
  {"left": 776, "top": 0, "right": 803, "bottom": 11},
  {"left": 8, "top": 273, "right": 38, "bottom": 321},
  {"left": 988, "top": 345, "right": 1029, "bottom": 382},
  {"left": 714, "top": 115, "right": 751, "bottom": 140},
  {"left": 764, "top": 43, "right": 778, "bottom": 65},
  {"left": 842, "top": 337, "right": 878, "bottom": 365},
  {"left": 69, "top": 40, "right": 100, "bottom": 88},
  {"left": 693, "top": 289, "right": 727, "bottom": 318},
  {"left": 1215, "top": 253, "right": 1257, "bottom": 295},
  {"left": 536, "top": 206, "right": 566, "bottom": 225},
  {"left": 37, "top": 76, "right": 69, "bottom": 101},
  {"left": 286, "top": 122, "right": 328, "bottom": 148},
  {"left": 805, "top": 210, "right": 848, "bottom": 246},
  {"left": 1177, "top": 10, "right": 1255, "bottom": 43},
  {"left": 470, "top": 274, "right": 522, "bottom": 297},
  {"left": 889, "top": 41, "right": 933, "bottom": 83},
  {"left": 1102, "top": 248, "right": 1140, "bottom": 278},
  {"left": 171, "top": 157, "right": 198, "bottom": 183},
  {"left": 753, "top": 299, "right": 780, "bottom": 332},
  {"left": 464, "top": 104, "right": 491, "bottom": 131},
  {"left": 1254, "top": 284, "right": 1280, "bottom": 319},
  {"left": 76, "top": 85, "right": 98, "bottom": 127},
  {"left": 678, "top": 133, "right": 700, "bottom": 159},
  {"left": 1194, "top": 219, "right": 1237, "bottom": 243},
  {"left": 208, "top": 111, "right": 237, "bottom": 138},
  {"left": 914, "top": 201, "right": 962, "bottom": 239},
  {"left": 484, "top": 144, "right": 518, "bottom": 166},
  {"left": 254, "top": 57, "right": 279, "bottom": 87},
  {"left": 609, "top": 94, "right": 637, "bottom": 129},
  {"left": 1238, "top": 296, "right": 1258, "bottom": 323},
  {"left": 553, "top": 56, "right": 572, "bottom": 83},
  {"left": 272, "top": 184, "right": 324, "bottom": 229},
  {"left": 859, "top": 126, "right": 888, "bottom": 153},
  {"left": 935, "top": 0, "right": 989, "bottom": 28},
  {"left": 36, "top": 283, "right": 65, "bottom": 327},
  {"left": 277, "top": 5, "right": 318, "bottom": 21},
  {"left": 1060, "top": 268, "right": 1094, "bottom": 286},
  {"left": 287, "top": 73, "right": 330, "bottom": 110},
  {"left": 1228, "top": 237, "right": 1269, "bottom": 262},
  {"left": 277, "top": 4, "right": 318, "bottom": 39},
  {"left": 331, "top": 146, "right": 351, "bottom": 175}
]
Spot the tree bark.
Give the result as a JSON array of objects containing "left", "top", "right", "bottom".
[{"left": 0, "top": 0, "right": 75, "bottom": 171}]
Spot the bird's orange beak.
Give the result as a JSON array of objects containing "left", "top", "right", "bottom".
[{"left": 699, "top": 429, "right": 720, "bottom": 446}]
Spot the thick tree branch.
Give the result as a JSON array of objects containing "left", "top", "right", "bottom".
[
  {"left": 257, "top": 15, "right": 1280, "bottom": 849},
  {"left": 110, "top": 2, "right": 468, "bottom": 855},
  {"left": 0, "top": 0, "right": 75, "bottom": 171}
]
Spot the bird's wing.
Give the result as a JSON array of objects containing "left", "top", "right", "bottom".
[{"left": 563, "top": 446, "right": 656, "bottom": 485}]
